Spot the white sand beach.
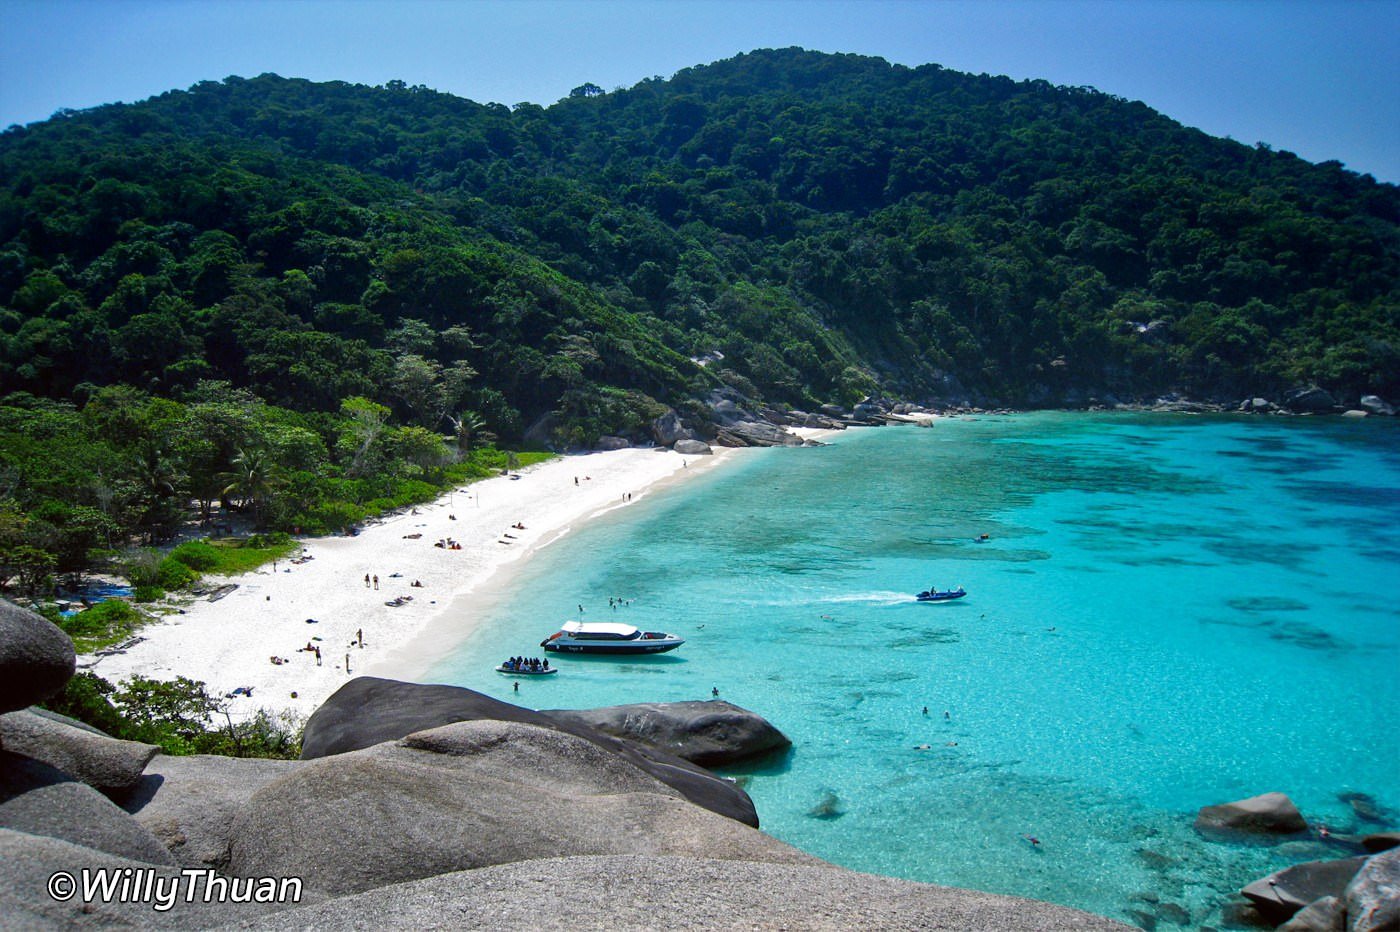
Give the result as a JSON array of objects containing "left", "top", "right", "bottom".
[{"left": 81, "top": 444, "right": 747, "bottom": 722}]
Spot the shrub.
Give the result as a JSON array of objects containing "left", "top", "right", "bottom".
[
  {"left": 132, "top": 585, "right": 165, "bottom": 602},
  {"left": 57, "top": 599, "right": 142, "bottom": 651},
  {"left": 168, "top": 540, "right": 221, "bottom": 571},
  {"left": 156, "top": 557, "right": 199, "bottom": 590}
]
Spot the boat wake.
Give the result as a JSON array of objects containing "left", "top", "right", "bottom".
[{"left": 823, "top": 590, "right": 912, "bottom": 606}]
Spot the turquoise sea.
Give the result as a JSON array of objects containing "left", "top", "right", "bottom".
[{"left": 428, "top": 412, "right": 1400, "bottom": 928}]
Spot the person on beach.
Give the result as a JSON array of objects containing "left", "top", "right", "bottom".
[
  {"left": 372, "top": 574, "right": 379, "bottom": 590},
  {"left": 345, "top": 654, "right": 351, "bottom": 674},
  {"left": 357, "top": 628, "right": 364, "bottom": 648},
  {"left": 315, "top": 646, "right": 321, "bottom": 666},
  {"left": 364, "top": 573, "right": 370, "bottom": 587}
]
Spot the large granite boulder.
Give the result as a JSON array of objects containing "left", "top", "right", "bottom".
[
  {"left": 1363, "top": 833, "right": 1400, "bottom": 854},
  {"left": 673, "top": 438, "right": 712, "bottom": 455},
  {"left": 0, "top": 708, "right": 158, "bottom": 794},
  {"left": 300, "top": 677, "right": 757, "bottom": 826},
  {"left": 545, "top": 700, "right": 791, "bottom": 767},
  {"left": 594, "top": 435, "right": 631, "bottom": 451},
  {"left": 1279, "top": 896, "right": 1344, "bottom": 931},
  {"left": 714, "top": 420, "right": 803, "bottom": 447},
  {"left": 652, "top": 409, "right": 697, "bottom": 445},
  {"left": 0, "top": 750, "right": 174, "bottom": 865},
  {"left": 1242, "top": 856, "right": 1368, "bottom": 924},
  {"left": 121, "top": 752, "right": 300, "bottom": 868},
  {"left": 1345, "top": 847, "right": 1400, "bottom": 932},
  {"left": 1197, "top": 791, "right": 1309, "bottom": 838},
  {"left": 1284, "top": 386, "right": 1341, "bottom": 414},
  {"left": 231, "top": 720, "right": 810, "bottom": 896},
  {"left": 0, "top": 828, "right": 304, "bottom": 928},
  {"left": 1360, "top": 395, "right": 1396, "bottom": 416},
  {"left": 0, "top": 600, "right": 75, "bottom": 714},
  {"left": 244, "top": 854, "right": 1132, "bottom": 931}
]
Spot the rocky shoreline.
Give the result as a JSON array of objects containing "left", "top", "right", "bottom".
[
  {"left": 599, "top": 384, "right": 1396, "bottom": 457},
  {"left": 2, "top": 599, "right": 1132, "bottom": 929}
]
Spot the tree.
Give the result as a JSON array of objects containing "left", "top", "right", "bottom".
[
  {"left": 446, "top": 409, "right": 489, "bottom": 457},
  {"left": 219, "top": 448, "right": 283, "bottom": 528}
]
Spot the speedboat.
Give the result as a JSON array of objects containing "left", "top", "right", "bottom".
[
  {"left": 916, "top": 587, "right": 966, "bottom": 602},
  {"left": 540, "top": 620, "right": 685, "bottom": 654}
]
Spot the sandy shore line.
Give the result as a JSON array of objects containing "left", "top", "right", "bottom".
[{"left": 81, "top": 444, "right": 746, "bottom": 722}]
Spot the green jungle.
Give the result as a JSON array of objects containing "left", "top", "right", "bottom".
[{"left": 1, "top": 47, "right": 1397, "bottom": 595}]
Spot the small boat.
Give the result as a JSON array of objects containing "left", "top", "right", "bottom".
[
  {"left": 541, "top": 620, "right": 685, "bottom": 654},
  {"left": 916, "top": 587, "right": 966, "bottom": 602},
  {"left": 495, "top": 662, "right": 557, "bottom": 676}
]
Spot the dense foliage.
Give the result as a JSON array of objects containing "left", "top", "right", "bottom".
[
  {"left": 43, "top": 671, "right": 301, "bottom": 758},
  {"left": 0, "top": 50, "right": 1395, "bottom": 589}
]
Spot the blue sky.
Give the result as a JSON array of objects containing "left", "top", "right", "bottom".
[{"left": 2, "top": 0, "right": 1396, "bottom": 181}]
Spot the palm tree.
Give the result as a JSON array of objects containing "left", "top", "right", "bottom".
[
  {"left": 219, "top": 448, "right": 282, "bottom": 528},
  {"left": 446, "top": 410, "right": 490, "bottom": 459}
]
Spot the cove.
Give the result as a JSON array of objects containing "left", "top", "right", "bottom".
[{"left": 428, "top": 412, "right": 1400, "bottom": 927}]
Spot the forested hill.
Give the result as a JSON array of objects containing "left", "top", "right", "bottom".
[{"left": 2, "top": 47, "right": 1397, "bottom": 443}]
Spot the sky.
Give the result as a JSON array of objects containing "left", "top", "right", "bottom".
[{"left": 2, "top": 0, "right": 1397, "bottom": 182}]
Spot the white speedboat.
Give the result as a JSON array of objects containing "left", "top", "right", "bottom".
[{"left": 540, "top": 620, "right": 685, "bottom": 654}]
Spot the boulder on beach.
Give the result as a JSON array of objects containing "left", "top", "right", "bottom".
[
  {"left": 651, "top": 409, "right": 697, "bottom": 445},
  {"left": 673, "top": 438, "right": 713, "bottom": 455},
  {"left": 230, "top": 719, "right": 811, "bottom": 896},
  {"left": 1283, "top": 386, "right": 1340, "bottom": 414},
  {"left": 299, "top": 677, "right": 758, "bottom": 826},
  {"left": 715, "top": 420, "right": 804, "bottom": 447},
  {"left": 0, "top": 708, "right": 158, "bottom": 794},
  {"left": 595, "top": 435, "right": 631, "bottom": 451},
  {"left": 0, "top": 750, "right": 175, "bottom": 865},
  {"left": 1196, "top": 791, "right": 1308, "bottom": 838},
  {"left": 1241, "top": 856, "right": 1368, "bottom": 924},
  {"left": 0, "top": 600, "right": 76, "bottom": 715},
  {"left": 1360, "top": 395, "right": 1396, "bottom": 416},
  {"left": 121, "top": 752, "right": 301, "bottom": 868},
  {"left": 545, "top": 700, "right": 791, "bottom": 767}
]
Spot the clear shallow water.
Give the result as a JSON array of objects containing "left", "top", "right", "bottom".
[{"left": 428, "top": 413, "right": 1400, "bottom": 928}]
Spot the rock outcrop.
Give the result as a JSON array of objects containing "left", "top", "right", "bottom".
[
  {"left": 1242, "top": 856, "right": 1369, "bottom": 924},
  {"left": 0, "top": 600, "right": 76, "bottom": 714},
  {"left": 1283, "top": 386, "right": 1341, "bottom": 414},
  {"left": 1196, "top": 791, "right": 1309, "bottom": 838},
  {"left": 1279, "top": 896, "right": 1344, "bottom": 931},
  {"left": 230, "top": 719, "right": 811, "bottom": 896},
  {"left": 1345, "top": 847, "right": 1400, "bottom": 932},
  {"left": 0, "top": 708, "right": 158, "bottom": 794},
  {"left": 299, "top": 677, "right": 758, "bottom": 826},
  {"left": 1360, "top": 395, "right": 1396, "bottom": 416},
  {"left": 241, "top": 854, "right": 1132, "bottom": 931},
  {"left": 652, "top": 409, "right": 697, "bottom": 445},
  {"left": 0, "top": 828, "right": 303, "bottom": 928},
  {"left": 0, "top": 751, "right": 174, "bottom": 865},
  {"left": 122, "top": 752, "right": 300, "bottom": 868},
  {"left": 1362, "top": 832, "right": 1400, "bottom": 854},
  {"left": 546, "top": 700, "right": 791, "bottom": 767}
]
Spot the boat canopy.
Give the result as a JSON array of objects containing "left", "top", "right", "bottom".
[{"left": 559, "top": 620, "right": 642, "bottom": 640}]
